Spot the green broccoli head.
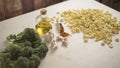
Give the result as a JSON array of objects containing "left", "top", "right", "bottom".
[
  {"left": 14, "top": 56, "right": 29, "bottom": 68},
  {"left": 34, "top": 43, "right": 48, "bottom": 58},
  {"left": 20, "top": 46, "right": 34, "bottom": 58},
  {"left": 29, "top": 54, "right": 41, "bottom": 68},
  {"left": 6, "top": 44, "right": 22, "bottom": 60}
]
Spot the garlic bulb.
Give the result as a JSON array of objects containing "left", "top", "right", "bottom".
[{"left": 44, "top": 31, "right": 54, "bottom": 43}]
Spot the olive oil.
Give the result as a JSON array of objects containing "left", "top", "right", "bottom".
[
  {"left": 35, "top": 18, "right": 52, "bottom": 37},
  {"left": 35, "top": 8, "right": 52, "bottom": 37}
]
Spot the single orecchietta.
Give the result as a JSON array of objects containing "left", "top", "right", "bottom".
[
  {"left": 83, "top": 35, "right": 88, "bottom": 43},
  {"left": 108, "top": 43, "right": 113, "bottom": 48},
  {"left": 84, "top": 39, "right": 88, "bottom": 43},
  {"left": 101, "top": 42, "right": 105, "bottom": 46},
  {"left": 59, "top": 9, "right": 120, "bottom": 48},
  {"left": 115, "top": 38, "right": 119, "bottom": 42}
]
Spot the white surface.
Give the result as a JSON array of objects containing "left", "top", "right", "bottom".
[{"left": 0, "top": 0, "right": 120, "bottom": 68}]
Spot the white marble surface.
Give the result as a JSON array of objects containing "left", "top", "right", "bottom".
[{"left": 0, "top": 0, "right": 120, "bottom": 68}]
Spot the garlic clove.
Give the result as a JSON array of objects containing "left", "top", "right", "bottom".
[
  {"left": 50, "top": 40, "right": 58, "bottom": 52},
  {"left": 56, "top": 36, "right": 63, "bottom": 42},
  {"left": 62, "top": 40, "right": 68, "bottom": 47},
  {"left": 50, "top": 40, "right": 56, "bottom": 48},
  {"left": 44, "top": 31, "right": 54, "bottom": 43}
]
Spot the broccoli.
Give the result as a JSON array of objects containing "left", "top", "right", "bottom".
[
  {"left": 34, "top": 43, "right": 48, "bottom": 58},
  {"left": 14, "top": 56, "right": 29, "bottom": 68},
  {"left": 21, "top": 28, "right": 36, "bottom": 42},
  {"left": 32, "top": 39, "right": 41, "bottom": 48},
  {"left": 7, "top": 32, "right": 25, "bottom": 43},
  {"left": 34, "top": 33, "right": 42, "bottom": 42},
  {"left": 29, "top": 54, "right": 41, "bottom": 68},
  {"left": 7, "top": 34, "right": 16, "bottom": 42},
  {"left": 0, "top": 53, "right": 11, "bottom": 68},
  {"left": 17, "top": 41, "right": 32, "bottom": 47},
  {"left": 6, "top": 44, "right": 22, "bottom": 60},
  {"left": 20, "top": 46, "right": 34, "bottom": 58},
  {"left": 0, "top": 28, "right": 49, "bottom": 68}
]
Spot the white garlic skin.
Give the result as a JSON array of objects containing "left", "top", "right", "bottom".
[
  {"left": 56, "top": 36, "right": 63, "bottom": 42},
  {"left": 50, "top": 40, "right": 58, "bottom": 52},
  {"left": 50, "top": 40, "right": 56, "bottom": 48},
  {"left": 44, "top": 31, "right": 54, "bottom": 43},
  {"left": 56, "top": 23, "right": 61, "bottom": 33}
]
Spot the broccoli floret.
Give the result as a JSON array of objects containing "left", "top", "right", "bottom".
[
  {"left": 29, "top": 54, "right": 41, "bottom": 68},
  {"left": 7, "top": 34, "right": 16, "bottom": 42},
  {"left": 20, "top": 46, "right": 34, "bottom": 58},
  {"left": 17, "top": 41, "right": 32, "bottom": 47},
  {"left": 34, "top": 33, "right": 42, "bottom": 42},
  {"left": 32, "top": 40, "right": 41, "bottom": 48},
  {"left": 14, "top": 56, "right": 29, "bottom": 68},
  {"left": 7, "top": 32, "right": 25, "bottom": 43},
  {"left": 34, "top": 43, "right": 48, "bottom": 58},
  {"left": 0, "top": 53, "right": 12, "bottom": 68},
  {"left": 22, "top": 28, "right": 38, "bottom": 42},
  {"left": 6, "top": 44, "right": 22, "bottom": 60}
]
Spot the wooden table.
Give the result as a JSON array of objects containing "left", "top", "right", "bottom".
[{"left": 0, "top": 0, "right": 120, "bottom": 68}]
